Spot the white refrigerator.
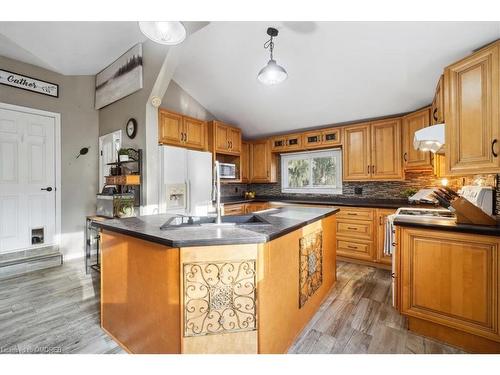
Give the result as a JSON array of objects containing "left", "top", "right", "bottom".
[{"left": 159, "top": 146, "right": 213, "bottom": 216}]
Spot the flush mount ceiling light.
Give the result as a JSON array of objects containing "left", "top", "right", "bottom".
[
  {"left": 138, "top": 21, "right": 186, "bottom": 45},
  {"left": 257, "top": 27, "right": 288, "bottom": 85}
]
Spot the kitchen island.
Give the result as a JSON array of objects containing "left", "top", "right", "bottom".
[{"left": 95, "top": 206, "right": 338, "bottom": 354}]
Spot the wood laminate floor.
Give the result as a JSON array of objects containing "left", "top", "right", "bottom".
[{"left": 0, "top": 259, "right": 463, "bottom": 354}]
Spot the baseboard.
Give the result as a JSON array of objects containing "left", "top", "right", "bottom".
[
  {"left": 408, "top": 316, "right": 500, "bottom": 354},
  {"left": 0, "top": 249, "right": 63, "bottom": 280},
  {"left": 337, "top": 256, "right": 391, "bottom": 270}
]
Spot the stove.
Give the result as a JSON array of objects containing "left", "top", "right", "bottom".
[{"left": 395, "top": 207, "right": 456, "bottom": 219}]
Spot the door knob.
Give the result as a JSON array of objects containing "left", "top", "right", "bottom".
[{"left": 41, "top": 187, "right": 53, "bottom": 192}]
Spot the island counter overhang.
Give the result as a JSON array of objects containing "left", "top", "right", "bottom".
[{"left": 95, "top": 207, "right": 339, "bottom": 354}]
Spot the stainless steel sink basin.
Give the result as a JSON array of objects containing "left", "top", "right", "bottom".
[{"left": 160, "top": 214, "right": 271, "bottom": 230}]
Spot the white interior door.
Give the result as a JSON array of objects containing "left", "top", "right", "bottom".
[
  {"left": 0, "top": 107, "right": 56, "bottom": 253},
  {"left": 99, "top": 130, "right": 121, "bottom": 192}
]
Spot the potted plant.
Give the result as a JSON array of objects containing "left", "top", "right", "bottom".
[{"left": 118, "top": 148, "right": 130, "bottom": 162}]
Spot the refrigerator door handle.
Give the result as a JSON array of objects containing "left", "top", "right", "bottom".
[{"left": 185, "top": 179, "right": 191, "bottom": 214}]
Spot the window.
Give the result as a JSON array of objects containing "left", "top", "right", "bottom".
[{"left": 281, "top": 149, "right": 342, "bottom": 194}]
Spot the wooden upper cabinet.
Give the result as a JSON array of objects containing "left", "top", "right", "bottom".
[
  {"left": 370, "top": 118, "right": 403, "bottom": 180},
  {"left": 431, "top": 75, "right": 445, "bottom": 125},
  {"left": 228, "top": 127, "right": 241, "bottom": 154},
  {"left": 240, "top": 141, "right": 250, "bottom": 183},
  {"left": 215, "top": 122, "right": 229, "bottom": 152},
  {"left": 250, "top": 139, "right": 276, "bottom": 183},
  {"left": 209, "top": 121, "right": 242, "bottom": 156},
  {"left": 402, "top": 107, "right": 432, "bottom": 171},
  {"left": 303, "top": 127, "right": 341, "bottom": 149},
  {"left": 183, "top": 116, "right": 206, "bottom": 150},
  {"left": 445, "top": 42, "right": 500, "bottom": 175},
  {"left": 158, "top": 109, "right": 207, "bottom": 150},
  {"left": 159, "top": 110, "right": 183, "bottom": 146},
  {"left": 302, "top": 130, "right": 323, "bottom": 149},
  {"left": 343, "top": 123, "right": 371, "bottom": 181}
]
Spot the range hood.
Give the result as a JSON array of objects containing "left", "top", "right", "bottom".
[{"left": 413, "top": 123, "right": 445, "bottom": 154}]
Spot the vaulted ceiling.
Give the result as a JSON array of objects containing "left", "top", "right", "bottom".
[
  {"left": 172, "top": 21, "right": 500, "bottom": 138},
  {"left": 1, "top": 21, "right": 499, "bottom": 138},
  {"left": 0, "top": 22, "right": 146, "bottom": 75}
]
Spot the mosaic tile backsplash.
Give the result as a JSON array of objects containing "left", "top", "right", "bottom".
[{"left": 221, "top": 155, "right": 500, "bottom": 214}]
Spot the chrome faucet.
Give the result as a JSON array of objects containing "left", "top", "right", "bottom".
[{"left": 213, "top": 160, "right": 222, "bottom": 224}]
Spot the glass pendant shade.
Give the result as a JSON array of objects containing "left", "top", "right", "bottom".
[
  {"left": 257, "top": 59, "right": 288, "bottom": 85},
  {"left": 138, "top": 21, "right": 186, "bottom": 45}
]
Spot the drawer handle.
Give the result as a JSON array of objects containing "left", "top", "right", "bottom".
[
  {"left": 347, "top": 213, "right": 357, "bottom": 216},
  {"left": 432, "top": 108, "right": 438, "bottom": 122},
  {"left": 347, "top": 227, "right": 358, "bottom": 230},
  {"left": 492, "top": 139, "right": 498, "bottom": 157},
  {"left": 403, "top": 152, "right": 408, "bottom": 162},
  {"left": 347, "top": 245, "right": 358, "bottom": 249}
]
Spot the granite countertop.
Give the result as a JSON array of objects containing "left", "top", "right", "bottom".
[
  {"left": 221, "top": 196, "right": 433, "bottom": 209},
  {"left": 393, "top": 215, "right": 500, "bottom": 236},
  {"left": 94, "top": 206, "right": 339, "bottom": 248}
]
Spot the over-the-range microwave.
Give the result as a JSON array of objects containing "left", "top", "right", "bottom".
[{"left": 219, "top": 162, "right": 236, "bottom": 179}]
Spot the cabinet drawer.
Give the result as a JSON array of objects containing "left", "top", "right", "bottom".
[
  {"left": 336, "top": 208, "right": 374, "bottom": 221},
  {"left": 222, "top": 204, "right": 246, "bottom": 216},
  {"left": 245, "top": 202, "right": 270, "bottom": 213},
  {"left": 336, "top": 220, "right": 373, "bottom": 240},
  {"left": 337, "top": 239, "right": 373, "bottom": 261}
]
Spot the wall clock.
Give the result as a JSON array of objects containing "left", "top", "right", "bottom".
[{"left": 126, "top": 118, "right": 137, "bottom": 139}]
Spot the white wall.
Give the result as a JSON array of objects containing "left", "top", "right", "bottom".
[{"left": 0, "top": 55, "right": 99, "bottom": 260}]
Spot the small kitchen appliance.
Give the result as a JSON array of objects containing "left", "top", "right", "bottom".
[{"left": 218, "top": 162, "right": 236, "bottom": 179}]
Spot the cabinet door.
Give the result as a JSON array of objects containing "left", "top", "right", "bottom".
[
  {"left": 284, "top": 134, "right": 302, "bottom": 151},
  {"left": 222, "top": 204, "right": 246, "bottom": 216},
  {"left": 400, "top": 228, "right": 500, "bottom": 342},
  {"left": 250, "top": 140, "right": 275, "bottom": 183},
  {"left": 271, "top": 136, "right": 286, "bottom": 152},
  {"left": 183, "top": 117, "right": 206, "bottom": 150},
  {"left": 303, "top": 131, "right": 323, "bottom": 149},
  {"left": 241, "top": 141, "right": 250, "bottom": 183},
  {"left": 446, "top": 44, "right": 500, "bottom": 175},
  {"left": 158, "top": 110, "right": 183, "bottom": 146},
  {"left": 336, "top": 238, "right": 374, "bottom": 262},
  {"left": 375, "top": 209, "right": 395, "bottom": 266},
  {"left": 228, "top": 127, "right": 241, "bottom": 154},
  {"left": 321, "top": 128, "right": 341, "bottom": 146},
  {"left": 431, "top": 75, "right": 445, "bottom": 125},
  {"left": 343, "top": 124, "right": 371, "bottom": 180},
  {"left": 245, "top": 202, "right": 270, "bottom": 213},
  {"left": 370, "top": 118, "right": 403, "bottom": 180},
  {"left": 215, "top": 123, "right": 229, "bottom": 153},
  {"left": 402, "top": 108, "right": 432, "bottom": 170}
]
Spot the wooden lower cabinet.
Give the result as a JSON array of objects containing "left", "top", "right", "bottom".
[
  {"left": 245, "top": 202, "right": 270, "bottom": 213},
  {"left": 335, "top": 207, "right": 392, "bottom": 268},
  {"left": 222, "top": 203, "right": 246, "bottom": 216},
  {"left": 223, "top": 202, "right": 270, "bottom": 216},
  {"left": 397, "top": 227, "right": 500, "bottom": 352}
]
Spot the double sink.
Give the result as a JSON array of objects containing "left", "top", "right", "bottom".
[{"left": 160, "top": 214, "right": 271, "bottom": 230}]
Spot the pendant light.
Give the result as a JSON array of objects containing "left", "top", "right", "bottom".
[
  {"left": 257, "top": 27, "right": 288, "bottom": 85},
  {"left": 138, "top": 21, "right": 186, "bottom": 45}
]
